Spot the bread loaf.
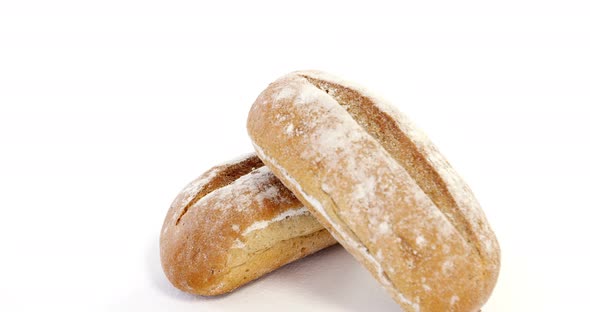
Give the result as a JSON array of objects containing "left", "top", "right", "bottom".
[
  {"left": 247, "top": 71, "right": 500, "bottom": 311},
  {"left": 160, "top": 153, "right": 337, "bottom": 295}
]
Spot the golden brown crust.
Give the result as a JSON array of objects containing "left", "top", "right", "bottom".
[
  {"left": 247, "top": 71, "right": 500, "bottom": 312},
  {"left": 160, "top": 154, "right": 337, "bottom": 295}
]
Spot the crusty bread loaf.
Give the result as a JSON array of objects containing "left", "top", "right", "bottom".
[
  {"left": 247, "top": 71, "right": 500, "bottom": 311},
  {"left": 160, "top": 153, "right": 337, "bottom": 295}
]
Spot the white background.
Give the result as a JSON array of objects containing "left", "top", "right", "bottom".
[{"left": 1, "top": 1, "right": 588, "bottom": 311}]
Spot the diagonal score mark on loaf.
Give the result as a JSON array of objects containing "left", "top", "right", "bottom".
[
  {"left": 174, "top": 156, "right": 265, "bottom": 225},
  {"left": 300, "top": 75, "right": 484, "bottom": 260}
]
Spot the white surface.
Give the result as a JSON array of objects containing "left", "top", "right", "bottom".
[{"left": 1, "top": 1, "right": 589, "bottom": 311}]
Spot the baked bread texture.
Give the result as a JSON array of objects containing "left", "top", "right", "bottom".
[
  {"left": 247, "top": 71, "right": 500, "bottom": 312},
  {"left": 160, "top": 153, "right": 337, "bottom": 295}
]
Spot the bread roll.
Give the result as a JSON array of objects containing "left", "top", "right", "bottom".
[
  {"left": 160, "top": 153, "right": 337, "bottom": 295},
  {"left": 247, "top": 71, "right": 500, "bottom": 311}
]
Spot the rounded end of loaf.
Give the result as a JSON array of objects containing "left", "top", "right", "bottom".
[{"left": 159, "top": 154, "right": 265, "bottom": 295}]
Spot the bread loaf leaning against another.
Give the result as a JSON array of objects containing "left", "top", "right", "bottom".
[
  {"left": 160, "top": 153, "right": 337, "bottom": 295},
  {"left": 247, "top": 71, "right": 500, "bottom": 312}
]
